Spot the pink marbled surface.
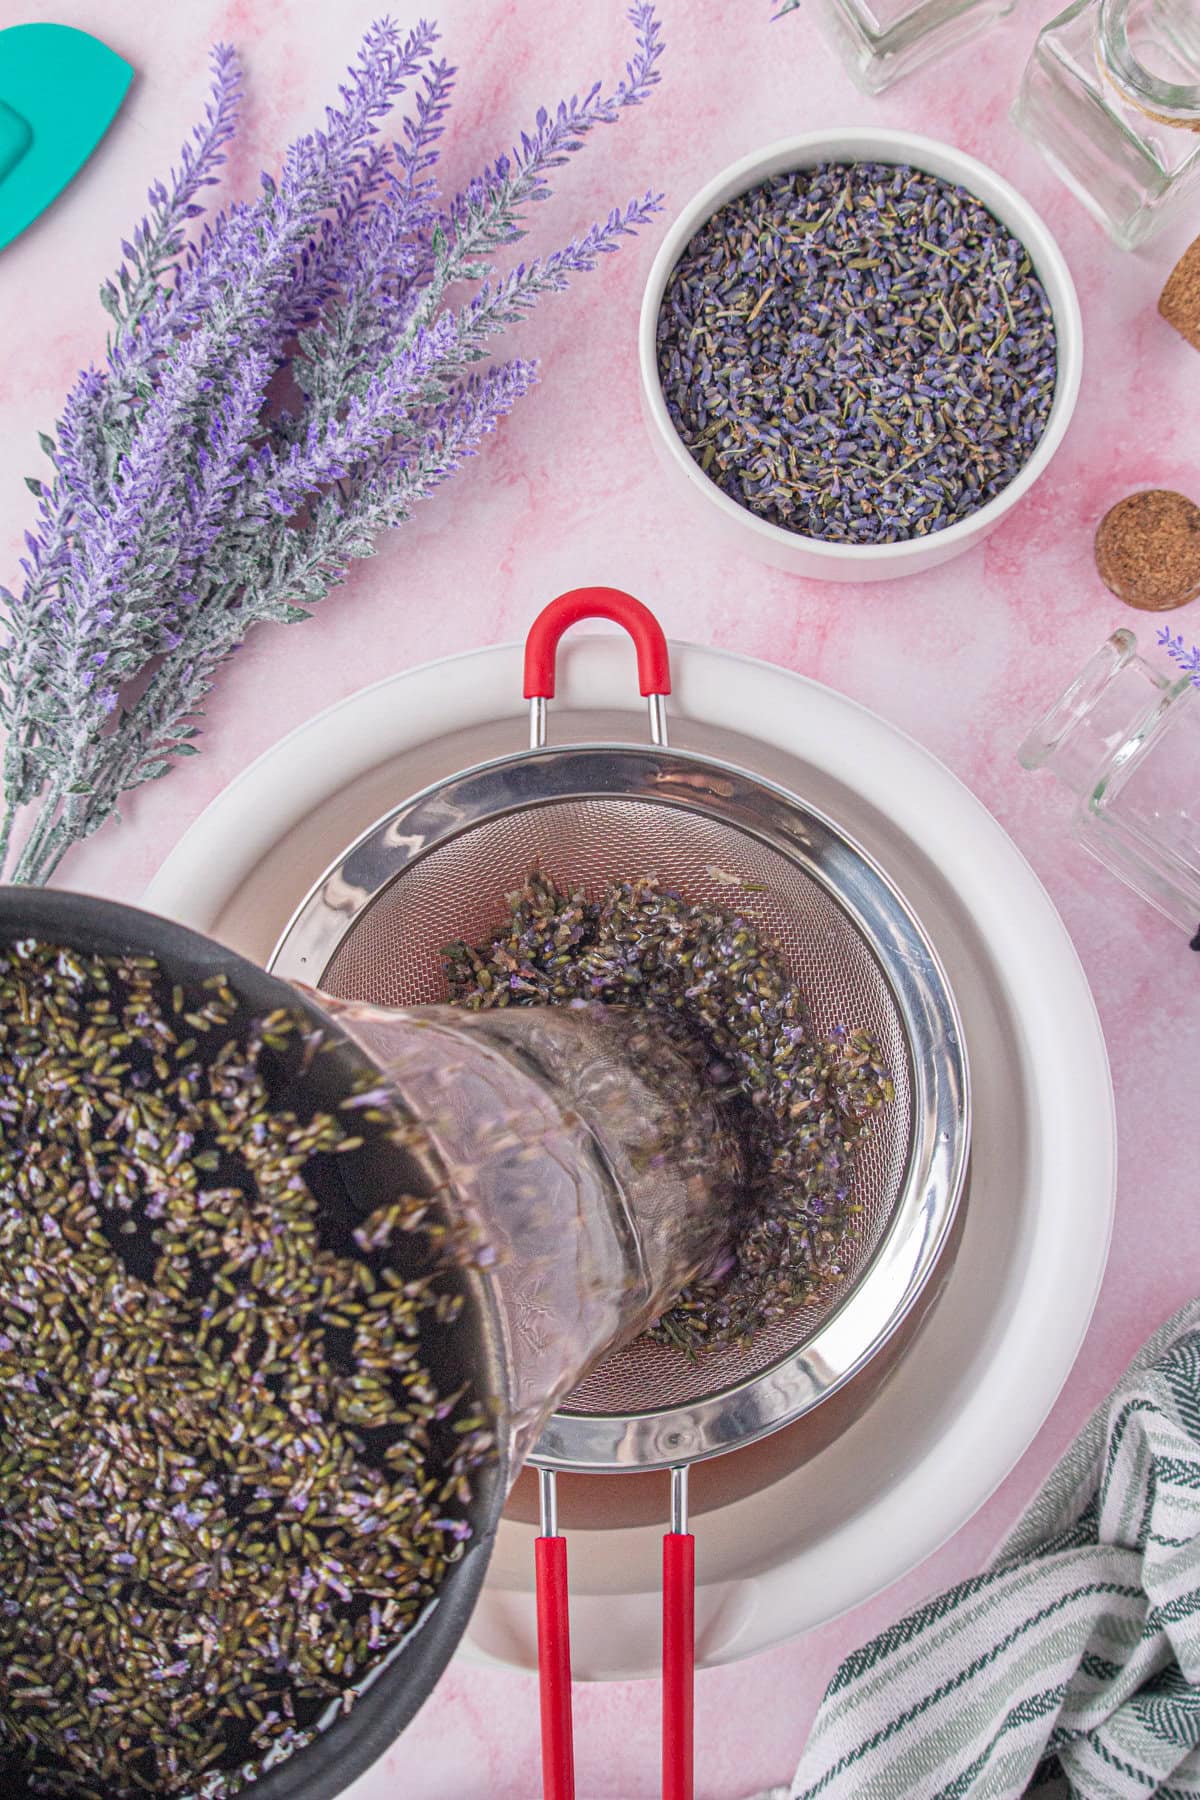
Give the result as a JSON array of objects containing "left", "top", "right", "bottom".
[{"left": 2, "top": 2, "right": 1199, "bottom": 1795}]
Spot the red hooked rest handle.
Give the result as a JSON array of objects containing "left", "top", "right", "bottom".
[
  {"left": 535, "top": 1534, "right": 576, "bottom": 1800},
  {"left": 663, "top": 1531, "right": 695, "bottom": 1800},
  {"left": 524, "top": 588, "right": 672, "bottom": 700}
]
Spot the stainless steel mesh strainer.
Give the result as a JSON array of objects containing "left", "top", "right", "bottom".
[
  {"left": 270, "top": 589, "right": 968, "bottom": 1470},
  {"left": 268, "top": 589, "right": 969, "bottom": 1797}
]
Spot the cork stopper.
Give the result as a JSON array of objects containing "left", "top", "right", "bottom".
[
  {"left": 1094, "top": 489, "right": 1200, "bottom": 611},
  {"left": 1160, "top": 235, "right": 1200, "bottom": 351}
]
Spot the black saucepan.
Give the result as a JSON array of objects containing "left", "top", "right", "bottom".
[{"left": 0, "top": 887, "right": 509, "bottom": 1800}]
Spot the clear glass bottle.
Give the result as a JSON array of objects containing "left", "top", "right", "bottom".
[
  {"left": 1013, "top": 0, "right": 1200, "bottom": 249},
  {"left": 1019, "top": 628, "right": 1200, "bottom": 943},
  {"left": 322, "top": 993, "right": 744, "bottom": 1465},
  {"left": 819, "top": 0, "right": 1016, "bottom": 94}
]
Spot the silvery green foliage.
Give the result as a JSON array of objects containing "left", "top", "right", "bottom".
[{"left": 0, "top": 10, "right": 664, "bottom": 883}]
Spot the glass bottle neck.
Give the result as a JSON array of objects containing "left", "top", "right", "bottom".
[
  {"left": 1018, "top": 629, "right": 1189, "bottom": 797},
  {"left": 1097, "top": 0, "right": 1200, "bottom": 128}
]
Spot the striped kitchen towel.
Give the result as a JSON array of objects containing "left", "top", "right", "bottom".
[{"left": 764, "top": 1297, "right": 1200, "bottom": 1800}]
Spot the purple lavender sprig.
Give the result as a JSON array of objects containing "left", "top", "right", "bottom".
[
  {"left": 0, "top": 10, "right": 664, "bottom": 883},
  {"left": 406, "top": 2, "right": 663, "bottom": 337},
  {"left": 100, "top": 42, "right": 243, "bottom": 337},
  {"left": 1158, "top": 625, "right": 1200, "bottom": 688}
]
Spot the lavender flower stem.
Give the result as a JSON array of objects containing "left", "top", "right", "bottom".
[
  {"left": 0, "top": 9, "right": 665, "bottom": 884},
  {"left": 10, "top": 795, "right": 61, "bottom": 885},
  {"left": 0, "top": 800, "right": 16, "bottom": 879},
  {"left": 30, "top": 820, "right": 72, "bottom": 885}
]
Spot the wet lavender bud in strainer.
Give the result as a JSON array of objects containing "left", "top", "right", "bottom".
[{"left": 445, "top": 872, "right": 893, "bottom": 1353}]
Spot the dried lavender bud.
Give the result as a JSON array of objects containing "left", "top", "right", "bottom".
[
  {"left": 445, "top": 872, "right": 892, "bottom": 1350},
  {"left": 0, "top": 942, "right": 489, "bottom": 1800},
  {"left": 656, "top": 161, "right": 1058, "bottom": 545}
]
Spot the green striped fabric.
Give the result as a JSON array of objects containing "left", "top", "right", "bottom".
[{"left": 756, "top": 1300, "right": 1200, "bottom": 1800}]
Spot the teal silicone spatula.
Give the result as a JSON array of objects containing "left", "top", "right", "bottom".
[{"left": 0, "top": 23, "right": 133, "bottom": 253}]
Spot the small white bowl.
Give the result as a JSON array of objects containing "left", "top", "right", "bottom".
[{"left": 638, "top": 128, "right": 1083, "bottom": 584}]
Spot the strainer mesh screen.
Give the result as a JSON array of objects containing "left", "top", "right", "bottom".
[{"left": 321, "top": 795, "right": 912, "bottom": 1416}]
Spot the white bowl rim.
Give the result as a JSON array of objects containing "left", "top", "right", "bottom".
[
  {"left": 142, "top": 635, "right": 1115, "bottom": 1674},
  {"left": 637, "top": 126, "right": 1084, "bottom": 566}
]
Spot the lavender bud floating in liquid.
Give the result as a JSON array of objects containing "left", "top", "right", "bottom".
[
  {"left": 445, "top": 873, "right": 893, "bottom": 1352},
  {"left": 655, "top": 161, "right": 1058, "bottom": 545},
  {"left": 0, "top": 942, "right": 491, "bottom": 1800}
]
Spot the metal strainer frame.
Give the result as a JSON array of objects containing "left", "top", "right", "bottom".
[
  {"left": 269, "top": 588, "right": 968, "bottom": 1799},
  {"left": 269, "top": 592, "right": 969, "bottom": 1476}
]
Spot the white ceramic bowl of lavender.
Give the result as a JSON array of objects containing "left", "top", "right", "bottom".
[{"left": 637, "top": 128, "right": 1083, "bottom": 584}]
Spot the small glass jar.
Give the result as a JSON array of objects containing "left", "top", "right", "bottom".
[
  {"left": 1013, "top": 0, "right": 1200, "bottom": 249},
  {"left": 818, "top": 0, "right": 1016, "bottom": 94},
  {"left": 1019, "top": 628, "right": 1200, "bottom": 943}
]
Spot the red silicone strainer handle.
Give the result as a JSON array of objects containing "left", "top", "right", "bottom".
[
  {"left": 536, "top": 1532, "right": 575, "bottom": 1800},
  {"left": 523, "top": 588, "right": 672, "bottom": 700},
  {"left": 663, "top": 1530, "right": 695, "bottom": 1800}
]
